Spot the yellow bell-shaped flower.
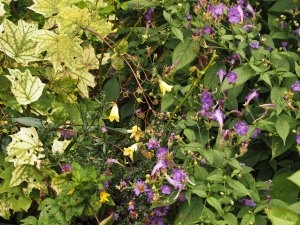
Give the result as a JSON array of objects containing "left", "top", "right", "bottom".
[
  {"left": 109, "top": 103, "right": 120, "bottom": 122},
  {"left": 159, "top": 79, "right": 173, "bottom": 95},
  {"left": 127, "top": 125, "right": 144, "bottom": 142},
  {"left": 123, "top": 143, "right": 138, "bottom": 160}
]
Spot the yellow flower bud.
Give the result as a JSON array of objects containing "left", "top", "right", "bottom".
[{"left": 109, "top": 103, "right": 120, "bottom": 122}]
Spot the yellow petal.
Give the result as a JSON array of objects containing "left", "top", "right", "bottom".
[
  {"left": 159, "top": 80, "right": 173, "bottom": 95},
  {"left": 123, "top": 143, "right": 138, "bottom": 160},
  {"left": 109, "top": 103, "right": 120, "bottom": 122}
]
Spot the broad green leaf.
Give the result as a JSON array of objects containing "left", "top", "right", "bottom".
[
  {"left": 171, "top": 26, "right": 184, "bottom": 42},
  {"left": 226, "top": 178, "right": 250, "bottom": 197},
  {"left": 174, "top": 197, "right": 203, "bottom": 225},
  {"left": 223, "top": 213, "right": 238, "bottom": 225},
  {"left": 99, "top": 214, "right": 114, "bottom": 225},
  {"left": 6, "top": 69, "right": 45, "bottom": 105},
  {"left": 267, "top": 208, "right": 300, "bottom": 225},
  {"left": 172, "top": 39, "right": 199, "bottom": 71},
  {"left": 10, "top": 165, "right": 45, "bottom": 196},
  {"left": 5, "top": 127, "right": 44, "bottom": 166},
  {"left": 241, "top": 213, "right": 255, "bottom": 225},
  {"left": 28, "top": 0, "right": 81, "bottom": 18},
  {"left": 204, "top": 62, "right": 225, "bottom": 90},
  {"left": 32, "top": 30, "right": 83, "bottom": 71},
  {"left": 10, "top": 194, "right": 32, "bottom": 212},
  {"left": 271, "top": 134, "right": 294, "bottom": 159},
  {"left": 12, "top": 117, "right": 42, "bottom": 128},
  {"left": 103, "top": 77, "right": 120, "bottom": 102},
  {"left": 0, "top": 20, "right": 40, "bottom": 64},
  {"left": 275, "top": 119, "right": 290, "bottom": 145},
  {"left": 207, "top": 196, "right": 224, "bottom": 216},
  {"left": 52, "top": 138, "right": 71, "bottom": 154},
  {"left": 269, "top": 0, "right": 300, "bottom": 12},
  {"left": 288, "top": 171, "right": 300, "bottom": 188},
  {"left": 75, "top": 46, "right": 99, "bottom": 70},
  {"left": 0, "top": 196, "right": 11, "bottom": 220}
]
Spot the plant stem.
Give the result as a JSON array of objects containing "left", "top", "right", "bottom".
[{"left": 164, "top": 51, "right": 218, "bottom": 129}]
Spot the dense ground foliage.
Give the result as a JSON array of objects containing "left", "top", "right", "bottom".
[{"left": 0, "top": 0, "right": 300, "bottom": 224}]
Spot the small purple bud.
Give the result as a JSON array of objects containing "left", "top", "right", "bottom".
[
  {"left": 234, "top": 121, "right": 249, "bottom": 136},
  {"left": 227, "top": 71, "right": 237, "bottom": 84},
  {"left": 292, "top": 81, "right": 300, "bottom": 92},
  {"left": 61, "top": 164, "right": 72, "bottom": 173},
  {"left": 296, "top": 134, "right": 300, "bottom": 144},
  {"left": 101, "top": 126, "right": 108, "bottom": 133},
  {"left": 217, "top": 69, "right": 226, "bottom": 83},
  {"left": 245, "top": 89, "right": 259, "bottom": 105},
  {"left": 249, "top": 41, "right": 260, "bottom": 49}
]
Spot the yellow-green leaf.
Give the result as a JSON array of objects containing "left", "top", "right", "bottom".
[
  {"left": 32, "top": 30, "right": 83, "bottom": 71},
  {"left": 5, "top": 127, "right": 44, "bottom": 167},
  {"left": 0, "top": 3, "right": 5, "bottom": 16},
  {"left": 75, "top": 46, "right": 99, "bottom": 70},
  {"left": 52, "top": 138, "right": 71, "bottom": 154},
  {"left": 6, "top": 69, "right": 45, "bottom": 105},
  {"left": 0, "top": 20, "right": 40, "bottom": 64}
]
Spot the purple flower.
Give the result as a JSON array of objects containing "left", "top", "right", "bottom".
[
  {"left": 249, "top": 41, "right": 260, "bottom": 49},
  {"left": 235, "top": 121, "right": 249, "bottom": 136},
  {"left": 263, "top": 180, "right": 272, "bottom": 192},
  {"left": 151, "top": 159, "right": 166, "bottom": 176},
  {"left": 227, "top": 71, "right": 237, "bottom": 84},
  {"left": 134, "top": 180, "right": 149, "bottom": 196},
  {"left": 292, "top": 81, "right": 300, "bottom": 92},
  {"left": 214, "top": 109, "right": 225, "bottom": 128},
  {"left": 145, "top": 8, "right": 152, "bottom": 29},
  {"left": 217, "top": 69, "right": 226, "bottom": 83},
  {"left": 251, "top": 128, "right": 261, "bottom": 139},
  {"left": 203, "top": 26, "right": 214, "bottom": 35},
  {"left": 61, "top": 164, "right": 72, "bottom": 173},
  {"left": 239, "top": 198, "right": 256, "bottom": 207},
  {"left": 156, "top": 147, "right": 168, "bottom": 159},
  {"left": 243, "top": 24, "right": 253, "bottom": 32},
  {"left": 296, "top": 135, "right": 300, "bottom": 144},
  {"left": 146, "top": 189, "right": 154, "bottom": 202},
  {"left": 103, "top": 181, "right": 110, "bottom": 189},
  {"left": 281, "top": 41, "right": 288, "bottom": 51},
  {"left": 186, "top": 13, "right": 192, "bottom": 21},
  {"left": 59, "top": 129, "right": 74, "bottom": 140},
  {"left": 245, "top": 89, "right": 259, "bottom": 105},
  {"left": 101, "top": 126, "right": 108, "bottom": 133},
  {"left": 128, "top": 201, "right": 135, "bottom": 210},
  {"left": 153, "top": 206, "right": 169, "bottom": 217},
  {"left": 200, "top": 157, "right": 206, "bottom": 167},
  {"left": 229, "top": 53, "right": 242, "bottom": 65},
  {"left": 295, "top": 27, "right": 300, "bottom": 36},
  {"left": 245, "top": 3, "right": 255, "bottom": 18},
  {"left": 177, "top": 192, "right": 186, "bottom": 202},
  {"left": 150, "top": 217, "right": 164, "bottom": 225},
  {"left": 114, "top": 212, "right": 120, "bottom": 221},
  {"left": 147, "top": 138, "right": 160, "bottom": 149},
  {"left": 209, "top": 3, "right": 227, "bottom": 19},
  {"left": 201, "top": 90, "right": 214, "bottom": 111},
  {"left": 165, "top": 169, "right": 190, "bottom": 190},
  {"left": 160, "top": 185, "right": 172, "bottom": 195},
  {"left": 228, "top": 5, "right": 244, "bottom": 24}
]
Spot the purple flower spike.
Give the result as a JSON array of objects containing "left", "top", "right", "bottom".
[
  {"left": 61, "top": 164, "right": 72, "bottom": 173},
  {"left": 292, "top": 81, "right": 300, "bottom": 92},
  {"left": 249, "top": 41, "right": 260, "bottom": 49},
  {"left": 245, "top": 89, "right": 259, "bottom": 105},
  {"left": 296, "top": 135, "right": 300, "bottom": 144},
  {"left": 235, "top": 121, "right": 249, "bottom": 136},
  {"left": 153, "top": 206, "right": 169, "bottom": 217},
  {"left": 160, "top": 185, "right": 172, "bottom": 195},
  {"left": 227, "top": 71, "right": 237, "bottom": 84},
  {"left": 217, "top": 69, "right": 226, "bottom": 83},
  {"left": 239, "top": 198, "right": 257, "bottom": 207},
  {"left": 201, "top": 90, "right": 214, "bottom": 111},
  {"left": 134, "top": 180, "right": 149, "bottom": 196}
]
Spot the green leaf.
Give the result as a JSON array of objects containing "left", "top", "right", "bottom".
[
  {"left": 171, "top": 26, "right": 184, "bottom": 42},
  {"left": 269, "top": 0, "right": 300, "bottom": 12},
  {"left": 221, "top": 66, "right": 255, "bottom": 91},
  {"left": 183, "top": 129, "right": 196, "bottom": 142},
  {"left": 267, "top": 208, "right": 300, "bottom": 225},
  {"left": 0, "top": 20, "right": 40, "bottom": 64},
  {"left": 271, "top": 134, "right": 294, "bottom": 159},
  {"left": 12, "top": 117, "right": 42, "bottom": 128},
  {"left": 172, "top": 39, "right": 199, "bottom": 71},
  {"left": 295, "top": 62, "right": 300, "bottom": 77},
  {"left": 207, "top": 197, "right": 224, "bottom": 216},
  {"left": 5, "top": 127, "right": 44, "bottom": 167},
  {"left": 163, "top": 10, "right": 173, "bottom": 24},
  {"left": 99, "top": 214, "right": 114, "bottom": 225},
  {"left": 204, "top": 62, "right": 225, "bottom": 90},
  {"left": 103, "top": 77, "right": 120, "bottom": 102},
  {"left": 288, "top": 171, "right": 300, "bottom": 188},
  {"left": 21, "top": 216, "right": 39, "bottom": 225},
  {"left": 226, "top": 178, "right": 250, "bottom": 197},
  {"left": 241, "top": 213, "right": 255, "bottom": 225},
  {"left": 223, "top": 213, "right": 238, "bottom": 225},
  {"left": 174, "top": 197, "right": 204, "bottom": 225},
  {"left": 275, "top": 119, "right": 290, "bottom": 145},
  {"left": 6, "top": 69, "right": 45, "bottom": 105},
  {"left": 0, "top": 196, "right": 11, "bottom": 220}
]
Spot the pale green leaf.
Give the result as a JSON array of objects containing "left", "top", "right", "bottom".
[
  {"left": 32, "top": 30, "right": 83, "bottom": 71},
  {"left": 0, "top": 0, "right": 12, "bottom": 4},
  {"left": 0, "top": 20, "right": 41, "bottom": 64},
  {"left": 6, "top": 69, "right": 45, "bottom": 105},
  {"left": 75, "top": 46, "right": 99, "bottom": 70},
  {"left": 52, "top": 138, "right": 71, "bottom": 154},
  {"left": 288, "top": 171, "right": 300, "bottom": 188},
  {"left": 0, "top": 196, "right": 11, "bottom": 220},
  {"left": 0, "top": 3, "right": 5, "bottom": 16},
  {"left": 171, "top": 26, "right": 183, "bottom": 42},
  {"left": 5, "top": 127, "right": 44, "bottom": 167},
  {"left": 275, "top": 119, "right": 290, "bottom": 145},
  {"left": 207, "top": 197, "right": 224, "bottom": 216},
  {"left": 267, "top": 208, "right": 300, "bottom": 225}
]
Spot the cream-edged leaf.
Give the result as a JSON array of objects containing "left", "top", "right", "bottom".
[
  {"left": 52, "top": 138, "right": 71, "bottom": 154},
  {"left": 68, "top": 69, "right": 96, "bottom": 98},
  {"left": 32, "top": 30, "right": 83, "bottom": 71},
  {"left": 5, "top": 127, "right": 44, "bottom": 167},
  {"left": 0, "top": 3, "right": 5, "bottom": 16},
  {"left": 0, "top": 20, "right": 41, "bottom": 64},
  {"left": 75, "top": 46, "right": 99, "bottom": 70},
  {"left": 6, "top": 69, "right": 45, "bottom": 105}
]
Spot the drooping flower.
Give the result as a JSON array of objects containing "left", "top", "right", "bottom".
[
  {"left": 251, "top": 128, "right": 261, "bottom": 139},
  {"left": 245, "top": 3, "right": 255, "bottom": 18},
  {"left": 99, "top": 191, "right": 110, "bottom": 204},
  {"left": 159, "top": 79, "right": 173, "bottom": 95},
  {"left": 227, "top": 71, "right": 237, "bottom": 84},
  {"left": 245, "top": 89, "right": 259, "bottom": 106},
  {"left": 228, "top": 5, "right": 243, "bottom": 24},
  {"left": 209, "top": 3, "right": 227, "bottom": 19},
  {"left": 160, "top": 185, "right": 172, "bottom": 195},
  {"left": 151, "top": 159, "right": 167, "bottom": 176},
  {"left": 61, "top": 164, "right": 72, "bottom": 173},
  {"left": 123, "top": 143, "right": 139, "bottom": 160},
  {"left": 201, "top": 90, "right": 214, "bottom": 111},
  {"left": 228, "top": 52, "right": 242, "bottom": 65},
  {"left": 296, "top": 135, "right": 300, "bottom": 144},
  {"left": 127, "top": 125, "right": 143, "bottom": 141},
  {"left": 234, "top": 121, "right": 249, "bottom": 136},
  {"left": 217, "top": 69, "right": 226, "bottom": 83},
  {"left": 147, "top": 138, "right": 160, "bottom": 149},
  {"left": 239, "top": 198, "right": 257, "bottom": 207},
  {"left": 134, "top": 180, "right": 149, "bottom": 196},
  {"left": 291, "top": 81, "right": 300, "bottom": 92},
  {"left": 109, "top": 103, "right": 120, "bottom": 122},
  {"left": 214, "top": 109, "right": 225, "bottom": 129},
  {"left": 249, "top": 41, "right": 260, "bottom": 49}
]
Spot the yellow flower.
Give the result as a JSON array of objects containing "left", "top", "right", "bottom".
[
  {"left": 109, "top": 103, "right": 120, "bottom": 122},
  {"left": 123, "top": 143, "right": 138, "bottom": 160},
  {"left": 159, "top": 79, "right": 173, "bottom": 95},
  {"left": 99, "top": 191, "right": 110, "bottom": 204},
  {"left": 67, "top": 187, "right": 75, "bottom": 196},
  {"left": 127, "top": 125, "right": 143, "bottom": 141}
]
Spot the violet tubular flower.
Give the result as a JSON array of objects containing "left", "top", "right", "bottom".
[
  {"left": 209, "top": 3, "right": 227, "bottom": 19},
  {"left": 291, "top": 81, "right": 300, "bottom": 92},
  {"left": 217, "top": 69, "right": 226, "bottom": 83},
  {"left": 249, "top": 41, "right": 260, "bottom": 49},
  {"left": 160, "top": 185, "right": 172, "bottom": 195},
  {"left": 145, "top": 8, "right": 152, "bottom": 29},
  {"left": 235, "top": 121, "right": 249, "bottom": 136},
  {"left": 228, "top": 5, "right": 243, "bottom": 24},
  {"left": 214, "top": 109, "right": 225, "bottom": 129},
  {"left": 147, "top": 138, "right": 160, "bottom": 149},
  {"left": 245, "top": 89, "right": 259, "bottom": 106},
  {"left": 151, "top": 159, "right": 166, "bottom": 176},
  {"left": 227, "top": 71, "right": 237, "bottom": 84},
  {"left": 296, "top": 135, "right": 300, "bottom": 144},
  {"left": 201, "top": 90, "right": 214, "bottom": 111}
]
